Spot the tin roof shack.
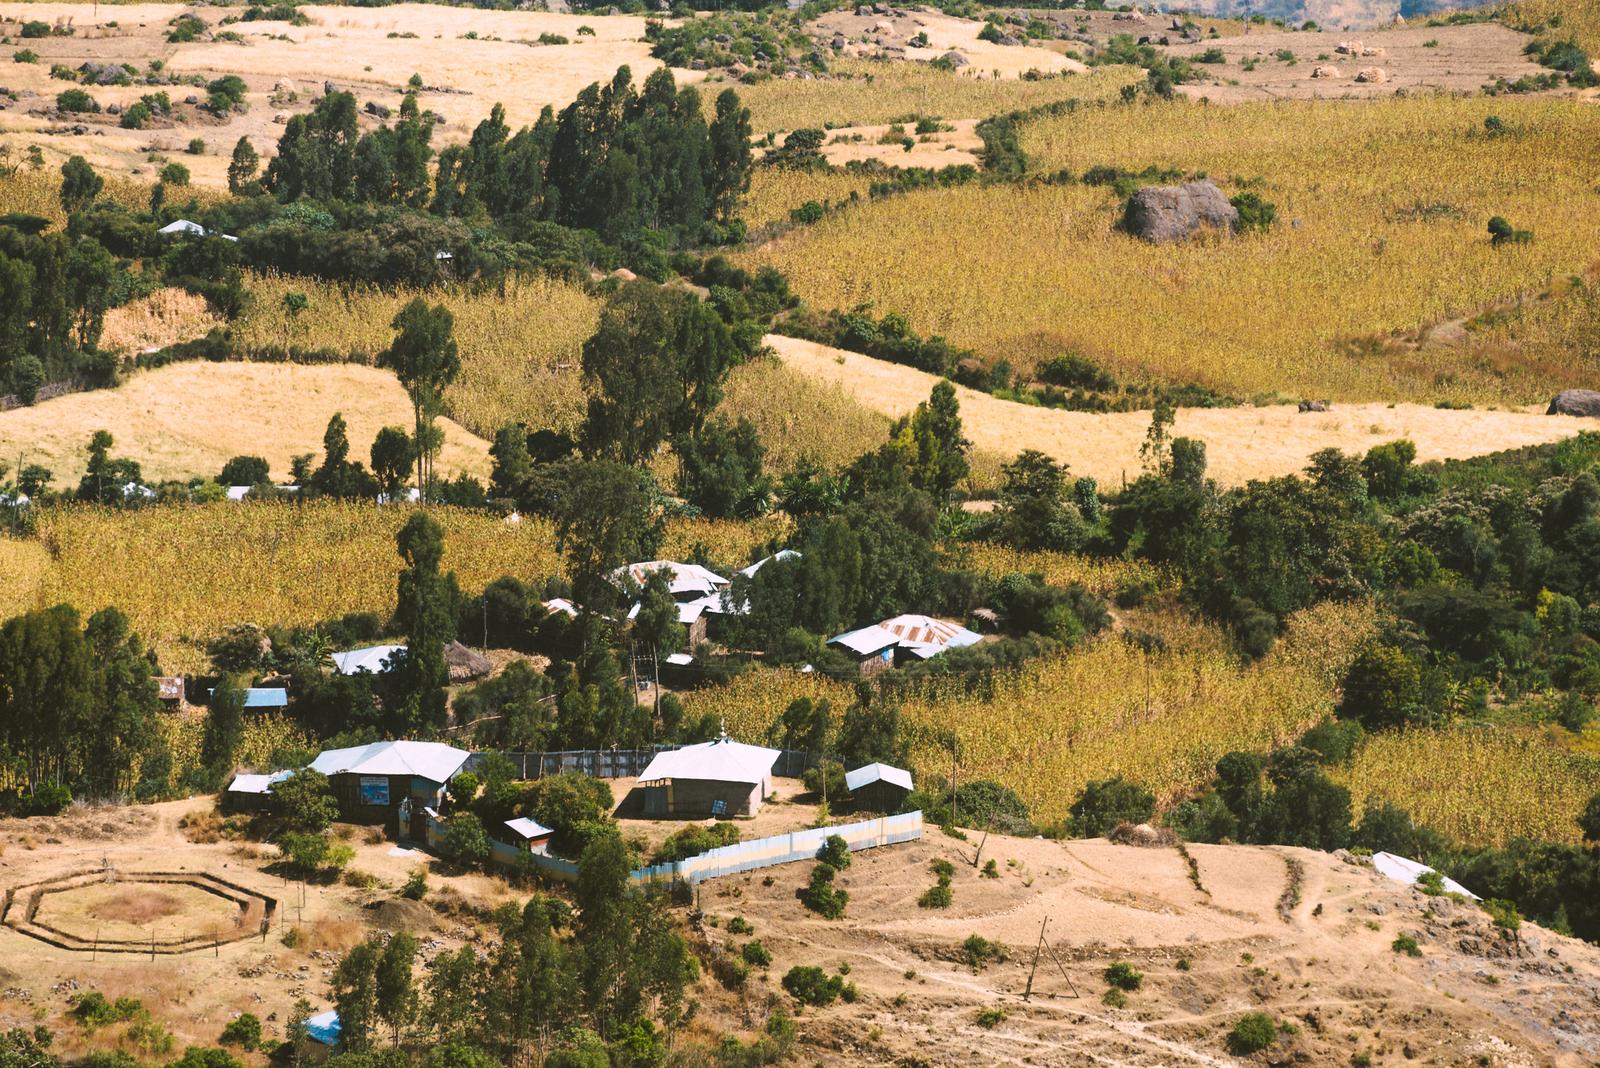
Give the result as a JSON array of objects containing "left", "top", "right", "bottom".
[
  {"left": 616, "top": 561, "right": 730, "bottom": 651},
  {"left": 241, "top": 687, "right": 290, "bottom": 710},
  {"left": 154, "top": 676, "right": 186, "bottom": 709},
  {"left": 224, "top": 770, "right": 292, "bottom": 814},
  {"left": 628, "top": 738, "right": 782, "bottom": 818},
  {"left": 308, "top": 741, "right": 471, "bottom": 837},
  {"left": 878, "top": 615, "right": 982, "bottom": 664},
  {"left": 331, "top": 644, "right": 407, "bottom": 675},
  {"left": 846, "top": 762, "right": 914, "bottom": 814},
  {"left": 503, "top": 817, "right": 556, "bottom": 855},
  {"left": 827, "top": 625, "right": 901, "bottom": 678}
]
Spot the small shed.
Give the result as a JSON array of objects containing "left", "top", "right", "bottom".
[
  {"left": 846, "top": 762, "right": 913, "bottom": 814},
  {"left": 331, "top": 644, "right": 406, "bottom": 675},
  {"left": 242, "top": 687, "right": 290, "bottom": 710},
  {"left": 827, "top": 624, "right": 900, "bottom": 678},
  {"left": 616, "top": 560, "right": 730, "bottom": 650},
  {"left": 154, "top": 676, "right": 185, "bottom": 708},
  {"left": 503, "top": 817, "right": 555, "bottom": 855},
  {"left": 304, "top": 1011, "right": 341, "bottom": 1046},
  {"left": 223, "top": 770, "right": 292, "bottom": 814},
  {"left": 308, "top": 740, "right": 471, "bottom": 837},
  {"left": 632, "top": 737, "right": 781, "bottom": 818}
]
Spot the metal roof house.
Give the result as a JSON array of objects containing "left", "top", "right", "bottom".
[
  {"left": 242, "top": 687, "right": 290, "bottom": 710},
  {"left": 615, "top": 561, "right": 732, "bottom": 649},
  {"left": 631, "top": 737, "right": 782, "bottom": 818},
  {"left": 878, "top": 615, "right": 982, "bottom": 660},
  {"left": 503, "top": 817, "right": 555, "bottom": 855},
  {"left": 331, "top": 644, "right": 407, "bottom": 675},
  {"left": 846, "top": 762, "right": 914, "bottom": 814},
  {"left": 827, "top": 624, "right": 901, "bottom": 678},
  {"left": 308, "top": 740, "right": 472, "bottom": 837}
]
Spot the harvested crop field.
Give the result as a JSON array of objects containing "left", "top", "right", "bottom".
[
  {"left": 0, "top": 2, "right": 692, "bottom": 186},
  {"left": 751, "top": 94, "right": 1600, "bottom": 405},
  {"left": 0, "top": 361, "right": 492, "bottom": 485},
  {"left": 768, "top": 334, "right": 1584, "bottom": 487}
]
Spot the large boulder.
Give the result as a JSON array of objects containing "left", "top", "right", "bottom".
[
  {"left": 1122, "top": 180, "right": 1240, "bottom": 244},
  {"left": 1548, "top": 390, "right": 1600, "bottom": 418}
]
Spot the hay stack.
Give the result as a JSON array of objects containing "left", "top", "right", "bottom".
[
  {"left": 1355, "top": 67, "right": 1387, "bottom": 83},
  {"left": 1311, "top": 65, "right": 1341, "bottom": 78},
  {"left": 445, "top": 640, "right": 492, "bottom": 683}
]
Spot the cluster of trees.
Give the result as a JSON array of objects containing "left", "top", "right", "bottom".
[
  {"left": 0, "top": 605, "right": 164, "bottom": 811},
  {"left": 246, "top": 67, "right": 752, "bottom": 247}
]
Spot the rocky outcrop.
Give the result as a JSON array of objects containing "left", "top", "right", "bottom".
[
  {"left": 1122, "top": 180, "right": 1239, "bottom": 244},
  {"left": 1548, "top": 390, "right": 1600, "bottom": 418}
]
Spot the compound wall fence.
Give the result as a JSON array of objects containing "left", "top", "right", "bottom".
[
  {"left": 422, "top": 811, "right": 922, "bottom": 887},
  {"left": 466, "top": 747, "right": 818, "bottom": 781}
]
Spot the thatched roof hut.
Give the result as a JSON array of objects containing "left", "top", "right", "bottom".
[{"left": 445, "top": 640, "right": 492, "bottom": 683}]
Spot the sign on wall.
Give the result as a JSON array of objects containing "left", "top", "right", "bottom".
[{"left": 359, "top": 776, "right": 390, "bottom": 806}]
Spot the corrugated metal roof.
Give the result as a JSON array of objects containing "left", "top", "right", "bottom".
[
  {"left": 227, "top": 770, "right": 292, "bottom": 794},
  {"left": 544, "top": 597, "right": 578, "bottom": 618},
  {"left": 612, "top": 560, "right": 728, "bottom": 597},
  {"left": 241, "top": 688, "right": 290, "bottom": 708},
  {"left": 827, "top": 624, "right": 901, "bottom": 657},
  {"left": 331, "top": 644, "right": 406, "bottom": 675},
  {"left": 879, "top": 614, "right": 982, "bottom": 650},
  {"left": 1371, "top": 852, "right": 1479, "bottom": 900},
  {"left": 636, "top": 738, "right": 780, "bottom": 786},
  {"left": 154, "top": 676, "right": 184, "bottom": 701},
  {"left": 846, "top": 762, "right": 914, "bottom": 793},
  {"left": 738, "top": 549, "right": 800, "bottom": 578},
  {"left": 308, "top": 740, "right": 470, "bottom": 783},
  {"left": 504, "top": 817, "right": 554, "bottom": 840}
]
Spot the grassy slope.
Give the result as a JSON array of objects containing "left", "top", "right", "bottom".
[{"left": 750, "top": 95, "right": 1600, "bottom": 405}]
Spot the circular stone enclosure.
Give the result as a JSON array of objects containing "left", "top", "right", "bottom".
[{"left": 2, "top": 870, "right": 277, "bottom": 953}]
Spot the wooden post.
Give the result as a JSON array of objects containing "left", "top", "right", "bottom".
[{"left": 1023, "top": 917, "right": 1048, "bottom": 1002}]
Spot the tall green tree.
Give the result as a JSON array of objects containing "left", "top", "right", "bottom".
[
  {"left": 201, "top": 675, "right": 246, "bottom": 783},
  {"left": 371, "top": 425, "right": 414, "bottom": 501},
  {"left": 59, "top": 155, "right": 102, "bottom": 215},
  {"left": 227, "top": 136, "right": 260, "bottom": 195},
  {"left": 380, "top": 298, "right": 460, "bottom": 499},
  {"left": 707, "top": 89, "right": 753, "bottom": 222},
  {"left": 896, "top": 379, "right": 969, "bottom": 500},
  {"left": 547, "top": 460, "right": 662, "bottom": 613},
  {"left": 391, "top": 511, "right": 455, "bottom": 733}
]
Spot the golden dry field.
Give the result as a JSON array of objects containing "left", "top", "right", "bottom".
[
  {"left": 0, "top": 360, "right": 493, "bottom": 485},
  {"left": 6, "top": 503, "right": 784, "bottom": 673},
  {"left": 738, "top": 60, "right": 1139, "bottom": 135},
  {"left": 751, "top": 95, "right": 1600, "bottom": 405},
  {"left": 717, "top": 354, "right": 894, "bottom": 474},
  {"left": 768, "top": 334, "right": 1583, "bottom": 487},
  {"left": 1505, "top": 0, "right": 1600, "bottom": 54},
  {"left": 1336, "top": 726, "right": 1600, "bottom": 847},
  {"left": 950, "top": 542, "right": 1168, "bottom": 598},
  {"left": 0, "top": 3, "right": 692, "bottom": 187},
  {"left": 236, "top": 272, "right": 602, "bottom": 439},
  {"left": 687, "top": 600, "right": 1376, "bottom": 824}
]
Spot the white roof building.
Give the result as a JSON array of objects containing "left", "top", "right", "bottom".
[
  {"left": 737, "top": 549, "right": 800, "bottom": 579},
  {"left": 544, "top": 597, "right": 579, "bottom": 618},
  {"left": 878, "top": 614, "right": 983, "bottom": 659},
  {"left": 1371, "top": 852, "right": 1479, "bottom": 900},
  {"left": 331, "top": 644, "right": 406, "bottom": 675},
  {"left": 613, "top": 560, "right": 729, "bottom": 599},
  {"left": 828, "top": 624, "right": 901, "bottom": 658},
  {"left": 845, "top": 762, "right": 914, "bottom": 793},
  {"left": 157, "top": 219, "right": 237, "bottom": 241},
  {"left": 637, "top": 738, "right": 781, "bottom": 787},
  {"left": 308, "top": 740, "right": 470, "bottom": 784},
  {"left": 504, "top": 816, "right": 555, "bottom": 841},
  {"left": 226, "top": 770, "right": 293, "bottom": 795}
]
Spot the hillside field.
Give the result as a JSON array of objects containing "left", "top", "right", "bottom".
[{"left": 750, "top": 94, "right": 1600, "bottom": 405}]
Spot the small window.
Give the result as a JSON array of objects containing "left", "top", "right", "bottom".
[{"left": 710, "top": 799, "right": 727, "bottom": 816}]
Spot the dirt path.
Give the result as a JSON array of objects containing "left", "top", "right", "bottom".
[{"left": 768, "top": 334, "right": 1586, "bottom": 487}]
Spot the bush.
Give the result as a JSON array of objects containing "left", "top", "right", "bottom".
[
  {"left": 817, "top": 834, "right": 851, "bottom": 869},
  {"left": 400, "top": 868, "right": 428, "bottom": 900},
  {"left": 1487, "top": 215, "right": 1532, "bottom": 245},
  {"left": 1227, "top": 1012, "right": 1278, "bottom": 1054},
  {"left": 917, "top": 881, "right": 952, "bottom": 908},
  {"left": 187, "top": 138, "right": 207, "bottom": 155},
  {"left": 800, "top": 863, "right": 849, "bottom": 919},
  {"left": 782, "top": 965, "right": 844, "bottom": 1006},
  {"left": 21, "top": 20, "right": 50, "bottom": 37},
  {"left": 219, "top": 1014, "right": 261, "bottom": 1051},
  {"left": 1230, "top": 192, "right": 1277, "bottom": 233},
  {"left": 975, "top": 1006, "right": 1007, "bottom": 1028},
  {"left": 653, "top": 821, "right": 739, "bottom": 863},
  {"left": 1070, "top": 777, "right": 1155, "bottom": 837},
  {"left": 726, "top": 915, "right": 753, "bottom": 935},
  {"left": 1391, "top": 933, "right": 1422, "bottom": 956},
  {"left": 159, "top": 162, "right": 191, "bottom": 186},
  {"left": 56, "top": 88, "right": 99, "bottom": 113},
  {"left": 1103, "top": 961, "right": 1143, "bottom": 991},
  {"left": 14, "top": 49, "right": 39, "bottom": 63},
  {"left": 741, "top": 940, "right": 772, "bottom": 967},
  {"left": 962, "top": 934, "right": 1007, "bottom": 968}
]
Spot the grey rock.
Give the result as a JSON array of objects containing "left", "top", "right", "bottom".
[
  {"left": 940, "top": 49, "right": 969, "bottom": 66},
  {"left": 1298, "top": 400, "right": 1330, "bottom": 413},
  {"left": 1548, "top": 389, "right": 1600, "bottom": 417},
  {"left": 1123, "top": 180, "right": 1240, "bottom": 244}
]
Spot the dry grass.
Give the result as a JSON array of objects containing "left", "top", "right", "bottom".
[
  {"left": 0, "top": 361, "right": 492, "bottom": 486},
  {"left": 236, "top": 272, "right": 602, "bottom": 439},
  {"left": 0, "top": 166, "right": 152, "bottom": 227},
  {"left": 718, "top": 354, "right": 892, "bottom": 474},
  {"left": 0, "top": 538, "right": 52, "bottom": 621},
  {"left": 99, "top": 288, "right": 223, "bottom": 355},
  {"left": 737, "top": 60, "right": 1139, "bottom": 135},
  {"left": 687, "top": 600, "right": 1375, "bottom": 824},
  {"left": 1503, "top": 0, "right": 1600, "bottom": 55},
  {"left": 1335, "top": 726, "right": 1600, "bottom": 847},
  {"left": 951, "top": 543, "right": 1168, "bottom": 598},
  {"left": 32, "top": 880, "right": 239, "bottom": 941},
  {"left": 766, "top": 334, "right": 1582, "bottom": 487},
  {"left": 750, "top": 95, "right": 1600, "bottom": 405}
]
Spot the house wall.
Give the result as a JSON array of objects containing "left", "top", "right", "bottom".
[
  {"left": 330, "top": 773, "right": 450, "bottom": 835},
  {"left": 851, "top": 781, "right": 910, "bottom": 814},
  {"left": 661, "top": 777, "right": 764, "bottom": 817},
  {"left": 856, "top": 648, "right": 894, "bottom": 678},
  {"left": 685, "top": 615, "right": 708, "bottom": 650}
]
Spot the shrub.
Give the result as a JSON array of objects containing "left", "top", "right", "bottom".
[
  {"left": 726, "top": 915, "right": 753, "bottom": 935},
  {"left": 56, "top": 88, "right": 99, "bottom": 113},
  {"left": 1230, "top": 192, "right": 1277, "bottom": 232},
  {"left": 800, "top": 863, "right": 849, "bottom": 919},
  {"left": 1487, "top": 215, "right": 1532, "bottom": 245},
  {"left": 21, "top": 20, "right": 50, "bottom": 37},
  {"left": 1103, "top": 961, "right": 1143, "bottom": 991},
  {"left": 962, "top": 934, "right": 1007, "bottom": 968},
  {"left": 741, "top": 940, "right": 772, "bottom": 967},
  {"left": 975, "top": 1006, "right": 1007, "bottom": 1028},
  {"left": 917, "top": 881, "right": 952, "bottom": 908},
  {"left": 1227, "top": 1012, "right": 1278, "bottom": 1054},
  {"left": 188, "top": 138, "right": 207, "bottom": 155},
  {"left": 120, "top": 103, "right": 153, "bottom": 129},
  {"left": 1101, "top": 988, "right": 1127, "bottom": 1008},
  {"left": 159, "top": 162, "right": 191, "bottom": 186},
  {"left": 14, "top": 49, "right": 38, "bottom": 63},
  {"left": 789, "top": 200, "right": 825, "bottom": 225},
  {"left": 782, "top": 965, "right": 844, "bottom": 1006},
  {"left": 653, "top": 821, "right": 739, "bottom": 863},
  {"left": 1391, "top": 933, "right": 1421, "bottom": 956},
  {"left": 219, "top": 1014, "right": 261, "bottom": 1051},
  {"left": 1197, "top": 48, "right": 1226, "bottom": 63},
  {"left": 817, "top": 834, "right": 851, "bottom": 869},
  {"left": 1071, "top": 777, "right": 1155, "bottom": 837},
  {"left": 400, "top": 868, "right": 428, "bottom": 900},
  {"left": 981, "top": 859, "right": 999, "bottom": 879}
]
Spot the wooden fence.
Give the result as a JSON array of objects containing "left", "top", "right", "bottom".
[{"left": 466, "top": 746, "right": 818, "bottom": 781}]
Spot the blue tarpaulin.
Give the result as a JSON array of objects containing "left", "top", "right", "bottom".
[{"left": 305, "top": 1011, "right": 341, "bottom": 1046}]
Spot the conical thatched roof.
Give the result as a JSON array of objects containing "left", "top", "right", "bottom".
[{"left": 444, "top": 640, "right": 492, "bottom": 683}]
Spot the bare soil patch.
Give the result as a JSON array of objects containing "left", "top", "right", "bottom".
[{"left": 808, "top": 9, "right": 1085, "bottom": 79}]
